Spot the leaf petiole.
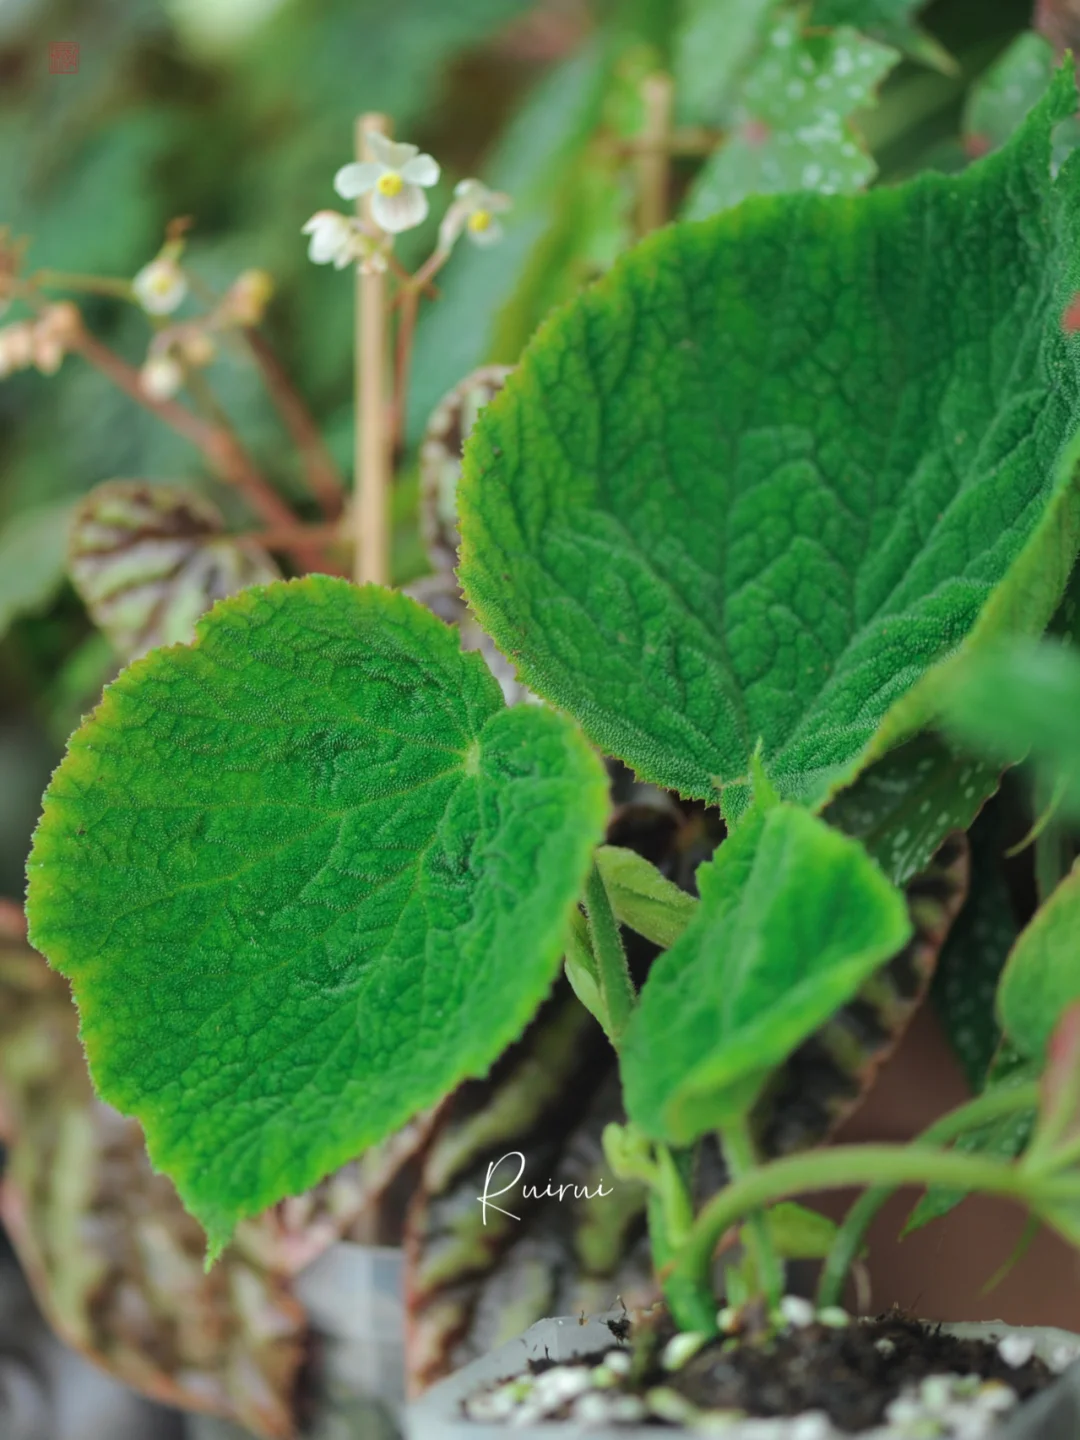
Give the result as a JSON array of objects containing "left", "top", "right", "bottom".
[{"left": 583, "top": 862, "right": 637, "bottom": 1044}]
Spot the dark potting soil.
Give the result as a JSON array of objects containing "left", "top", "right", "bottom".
[{"left": 524, "top": 1310, "right": 1056, "bottom": 1432}]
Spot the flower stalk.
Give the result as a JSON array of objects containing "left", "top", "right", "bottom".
[
  {"left": 354, "top": 113, "right": 393, "bottom": 586},
  {"left": 636, "top": 73, "right": 675, "bottom": 235}
]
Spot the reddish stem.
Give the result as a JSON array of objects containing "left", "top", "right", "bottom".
[
  {"left": 67, "top": 324, "right": 330, "bottom": 573},
  {"left": 243, "top": 328, "right": 347, "bottom": 520}
]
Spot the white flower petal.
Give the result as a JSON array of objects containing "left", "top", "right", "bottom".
[
  {"left": 303, "top": 211, "right": 356, "bottom": 266},
  {"left": 372, "top": 183, "right": 429, "bottom": 233},
  {"left": 467, "top": 215, "right": 503, "bottom": 247},
  {"left": 334, "top": 161, "right": 381, "bottom": 199},
  {"left": 488, "top": 190, "right": 513, "bottom": 214},
  {"left": 401, "top": 153, "right": 440, "bottom": 187},
  {"left": 454, "top": 177, "right": 484, "bottom": 201},
  {"left": 367, "top": 133, "right": 418, "bottom": 169}
]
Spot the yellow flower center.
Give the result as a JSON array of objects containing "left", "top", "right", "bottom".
[
  {"left": 468, "top": 209, "right": 493, "bottom": 232},
  {"left": 377, "top": 171, "right": 404, "bottom": 197}
]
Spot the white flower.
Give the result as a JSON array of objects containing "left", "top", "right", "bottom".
[
  {"left": 439, "top": 178, "right": 512, "bottom": 251},
  {"left": 132, "top": 256, "right": 188, "bottom": 316},
  {"left": 334, "top": 133, "right": 440, "bottom": 234},
  {"left": 302, "top": 210, "right": 360, "bottom": 268},
  {"left": 301, "top": 211, "right": 389, "bottom": 274},
  {"left": 139, "top": 353, "right": 184, "bottom": 400}
]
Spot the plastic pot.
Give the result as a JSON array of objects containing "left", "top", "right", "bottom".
[
  {"left": 404, "top": 1312, "right": 1080, "bottom": 1440},
  {"left": 187, "top": 1242, "right": 405, "bottom": 1440}
]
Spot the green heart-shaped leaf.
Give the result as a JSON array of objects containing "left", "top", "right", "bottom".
[
  {"left": 620, "top": 802, "right": 911, "bottom": 1144},
  {"left": 26, "top": 576, "right": 610, "bottom": 1253},
  {"left": 459, "top": 68, "right": 1080, "bottom": 812}
]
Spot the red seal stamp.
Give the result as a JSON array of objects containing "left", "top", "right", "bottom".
[{"left": 49, "top": 42, "right": 80, "bottom": 74}]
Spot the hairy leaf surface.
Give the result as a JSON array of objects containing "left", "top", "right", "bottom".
[
  {"left": 26, "top": 577, "right": 610, "bottom": 1250},
  {"left": 459, "top": 70, "right": 1080, "bottom": 811}
]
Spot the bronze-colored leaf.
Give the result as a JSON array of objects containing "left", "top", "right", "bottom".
[
  {"left": 67, "top": 481, "right": 280, "bottom": 662},
  {"left": 418, "top": 366, "right": 512, "bottom": 577},
  {"left": 0, "top": 939, "right": 303, "bottom": 1439},
  {"left": 403, "top": 983, "right": 653, "bottom": 1396}
]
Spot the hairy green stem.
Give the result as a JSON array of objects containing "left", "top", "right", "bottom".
[
  {"left": 583, "top": 863, "right": 636, "bottom": 1042},
  {"left": 722, "top": 1119, "right": 784, "bottom": 1310},
  {"left": 816, "top": 1080, "right": 1041, "bottom": 1307},
  {"left": 673, "top": 1140, "right": 1072, "bottom": 1312}
]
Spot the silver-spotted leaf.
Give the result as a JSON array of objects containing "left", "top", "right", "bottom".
[
  {"left": 822, "top": 733, "right": 999, "bottom": 887},
  {"left": 672, "top": 0, "right": 775, "bottom": 126},
  {"left": 68, "top": 480, "right": 280, "bottom": 662},
  {"left": 26, "top": 576, "right": 610, "bottom": 1251},
  {"left": 459, "top": 69, "right": 1080, "bottom": 810},
  {"left": 810, "top": 0, "right": 952, "bottom": 70},
  {"left": 683, "top": 15, "right": 898, "bottom": 219},
  {"left": 620, "top": 803, "right": 911, "bottom": 1144}
]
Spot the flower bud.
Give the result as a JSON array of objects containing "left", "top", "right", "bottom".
[{"left": 139, "top": 352, "right": 184, "bottom": 400}]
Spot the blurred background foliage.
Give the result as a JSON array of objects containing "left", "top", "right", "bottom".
[
  {"left": 0, "top": 0, "right": 1065, "bottom": 1431},
  {"left": 0, "top": 0, "right": 1040, "bottom": 902}
]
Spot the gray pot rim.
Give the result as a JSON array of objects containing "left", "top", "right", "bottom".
[{"left": 405, "top": 1312, "right": 1080, "bottom": 1440}]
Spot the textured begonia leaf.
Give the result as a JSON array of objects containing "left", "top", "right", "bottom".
[
  {"left": 459, "top": 70, "right": 1080, "bottom": 811},
  {"left": 997, "top": 860, "right": 1080, "bottom": 1063},
  {"left": 26, "top": 576, "right": 610, "bottom": 1251},
  {"left": 594, "top": 844, "right": 699, "bottom": 948},
  {"left": 822, "top": 733, "right": 999, "bottom": 887},
  {"left": 68, "top": 480, "right": 280, "bottom": 663},
  {"left": 963, "top": 33, "right": 1056, "bottom": 157},
  {"left": 753, "top": 828, "right": 967, "bottom": 1158},
  {"left": 683, "top": 15, "right": 897, "bottom": 219},
  {"left": 620, "top": 803, "right": 911, "bottom": 1144}
]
